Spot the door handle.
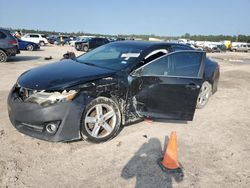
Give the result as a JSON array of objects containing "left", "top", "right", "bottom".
[{"left": 185, "top": 83, "right": 200, "bottom": 90}]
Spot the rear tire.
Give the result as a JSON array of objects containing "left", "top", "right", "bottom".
[
  {"left": 196, "top": 81, "right": 212, "bottom": 109},
  {"left": 39, "top": 41, "right": 45, "bottom": 46},
  {"left": 81, "top": 97, "right": 122, "bottom": 143},
  {"left": 0, "top": 50, "right": 7, "bottom": 63}
]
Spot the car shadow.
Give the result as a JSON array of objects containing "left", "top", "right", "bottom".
[
  {"left": 35, "top": 49, "right": 45, "bottom": 51},
  {"left": 153, "top": 119, "right": 188, "bottom": 124},
  {"left": 121, "top": 137, "right": 184, "bottom": 188},
  {"left": 7, "top": 56, "right": 41, "bottom": 62}
]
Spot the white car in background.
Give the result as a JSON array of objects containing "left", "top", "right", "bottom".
[
  {"left": 70, "top": 36, "right": 94, "bottom": 46},
  {"left": 21, "top": 33, "right": 48, "bottom": 46}
]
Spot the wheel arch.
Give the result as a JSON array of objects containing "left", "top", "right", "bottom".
[
  {"left": 94, "top": 93, "right": 126, "bottom": 125},
  {"left": 0, "top": 48, "right": 7, "bottom": 53}
]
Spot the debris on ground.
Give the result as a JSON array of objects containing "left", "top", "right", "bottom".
[
  {"left": 0, "top": 129, "right": 4, "bottom": 136},
  {"left": 63, "top": 51, "right": 76, "bottom": 59},
  {"left": 116, "top": 141, "right": 122, "bottom": 147},
  {"left": 44, "top": 56, "right": 52, "bottom": 60},
  {"left": 142, "top": 135, "right": 148, "bottom": 139}
]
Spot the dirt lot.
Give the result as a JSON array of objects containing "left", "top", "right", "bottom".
[{"left": 0, "top": 46, "right": 250, "bottom": 188}]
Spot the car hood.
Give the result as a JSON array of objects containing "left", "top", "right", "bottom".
[{"left": 18, "top": 59, "right": 116, "bottom": 90}]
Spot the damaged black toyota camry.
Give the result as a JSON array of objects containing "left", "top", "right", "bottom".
[{"left": 8, "top": 41, "right": 219, "bottom": 143}]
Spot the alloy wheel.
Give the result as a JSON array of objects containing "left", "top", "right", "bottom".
[
  {"left": 84, "top": 104, "right": 116, "bottom": 138},
  {"left": 0, "top": 50, "right": 7, "bottom": 62},
  {"left": 197, "top": 82, "right": 211, "bottom": 106},
  {"left": 26, "top": 44, "right": 34, "bottom": 51}
]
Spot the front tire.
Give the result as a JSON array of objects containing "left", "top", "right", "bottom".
[
  {"left": 75, "top": 44, "right": 81, "bottom": 51},
  {"left": 83, "top": 45, "right": 89, "bottom": 52},
  {"left": 196, "top": 81, "right": 212, "bottom": 109},
  {"left": 0, "top": 50, "right": 7, "bottom": 63},
  {"left": 81, "top": 97, "right": 122, "bottom": 143},
  {"left": 26, "top": 44, "right": 34, "bottom": 51}
]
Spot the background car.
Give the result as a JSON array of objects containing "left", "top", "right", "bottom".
[
  {"left": 75, "top": 37, "right": 109, "bottom": 51},
  {"left": 54, "top": 36, "right": 72, "bottom": 45},
  {"left": 47, "top": 35, "right": 58, "bottom": 44},
  {"left": 8, "top": 41, "right": 219, "bottom": 143},
  {"left": 69, "top": 36, "right": 94, "bottom": 46},
  {"left": 212, "top": 44, "right": 226, "bottom": 53},
  {"left": 0, "top": 28, "right": 20, "bottom": 62},
  {"left": 21, "top": 33, "right": 48, "bottom": 46},
  {"left": 231, "top": 44, "right": 249, "bottom": 52},
  {"left": 17, "top": 38, "right": 40, "bottom": 51},
  {"left": 204, "top": 44, "right": 226, "bottom": 53},
  {"left": 48, "top": 35, "right": 72, "bottom": 45}
]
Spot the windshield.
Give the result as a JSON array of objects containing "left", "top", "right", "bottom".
[{"left": 76, "top": 43, "right": 145, "bottom": 70}]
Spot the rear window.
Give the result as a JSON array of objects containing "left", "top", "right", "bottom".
[{"left": 0, "top": 31, "right": 7, "bottom": 39}]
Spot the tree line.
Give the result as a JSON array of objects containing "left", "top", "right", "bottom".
[
  {"left": 181, "top": 33, "right": 250, "bottom": 43},
  {"left": 5, "top": 27, "right": 250, "bottom": 43}
]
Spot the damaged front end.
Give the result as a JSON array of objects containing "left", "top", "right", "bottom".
[
  {"left": 20, "top": 88, "right": 78, "bottom": 106},
  {"left": 7, "top": 84, "right": 87, "bottom": 142}
]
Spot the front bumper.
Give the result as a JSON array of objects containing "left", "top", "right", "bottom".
[{"left": 7, "top": 87, "right": 88, "bottom": 142}]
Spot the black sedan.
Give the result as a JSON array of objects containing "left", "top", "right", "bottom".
[
  {"left": 8, "top": 41, "right": 219, "bottom": 143},
  {"left": 75, "top": 37, "right": 109, "bottom": 52}
]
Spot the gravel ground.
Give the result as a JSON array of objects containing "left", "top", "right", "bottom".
[{"left": 0, "top": 46, "right": 250, "bottom": 188}]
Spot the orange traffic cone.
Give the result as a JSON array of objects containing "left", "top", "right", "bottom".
[{"left": 158, "top": 131, "right": 181, "bottom": 172}]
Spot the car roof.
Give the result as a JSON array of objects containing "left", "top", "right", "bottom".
[
  {"left": 0, "top": 28, "right": 9, "bottom": 32},
  {"left": 0, "top": 28, "right": 11, "bottom": 34},
  {"left": 111, "top": 40, "right": 193, "bottom": 49}
]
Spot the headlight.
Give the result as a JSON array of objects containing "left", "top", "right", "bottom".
[{"left": 25, "top": 90, "right": 78, "bottom": 106}]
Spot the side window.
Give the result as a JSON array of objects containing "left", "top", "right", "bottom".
[
  {"left": 143, "top": 56, "right": 170, "bottom": 76},
  {"left": 100, "top": 38, "right": 105, "bottom": 44},
  {"left": 0, "top": 31, "right": 7, "bottom": 39},
  {"left": 169, "top": 52, "right": 202, "bottom": 77},
  {"left": 96, "top": 38, "right": 101, "bottom": 43},
  {"left": 142, "top": 52, "right": 203, "bottom": 77},
  {"left": 97, "top": 38, "right": 104, "bottom": 44},
  {"left": 30, "top": 35, "right": 39, "bottom": 38}
]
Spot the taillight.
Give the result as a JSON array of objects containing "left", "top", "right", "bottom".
[{"left": 8, "top": 40, "right": 18, "bottom": 45}]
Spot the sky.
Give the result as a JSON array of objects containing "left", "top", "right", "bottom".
[{"left": 0, "top": 0, "right": 250, "bottom": 36}]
